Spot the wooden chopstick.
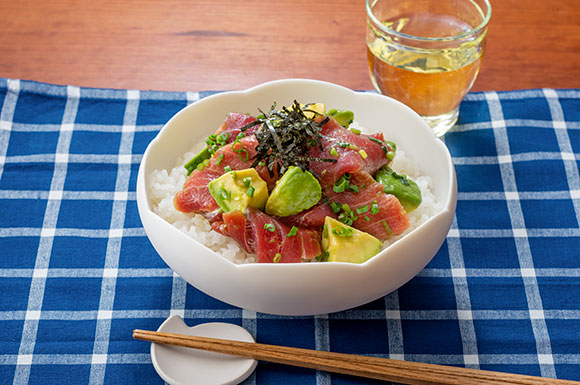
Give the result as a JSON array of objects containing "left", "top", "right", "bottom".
[{"left": 133, "top": 329, "right": 578, "bottom": 385}]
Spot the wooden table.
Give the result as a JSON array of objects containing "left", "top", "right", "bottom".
[{"left": 1, "top": 0, "right": 579, "bottom": 92}]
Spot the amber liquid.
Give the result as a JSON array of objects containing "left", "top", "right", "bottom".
[{"left": 367, "top": 13, "right": 484, "bottom": 117}]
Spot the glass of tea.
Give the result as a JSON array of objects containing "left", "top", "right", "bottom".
[{"left": 366, "top": 0, "right": 491, "bottom": 136}]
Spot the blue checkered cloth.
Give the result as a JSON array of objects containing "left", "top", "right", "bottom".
[{"left": 1, "top": 77, "right": 579, "bottom": 384}]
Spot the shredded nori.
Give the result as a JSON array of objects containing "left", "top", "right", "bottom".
[{"left": 240, "top": 101, "right": 337, "bottom": 177}]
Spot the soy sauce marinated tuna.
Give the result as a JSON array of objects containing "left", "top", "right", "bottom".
[{"left": 174, "top": 102, "right": 418, "bottom": 263}]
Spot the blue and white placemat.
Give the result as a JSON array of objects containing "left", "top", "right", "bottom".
[{"left": 1, "top": 78, "right": 579, "bottom": 384}]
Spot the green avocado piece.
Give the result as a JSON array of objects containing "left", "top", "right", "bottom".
[
  {"left": 184, "top": 147, "right": 211, "bottom": 175},
  {"left": 328, "top": 109, "right": 354, "bottom": 128},
  {"left": 208, "top": 168, "right": 268, "bottom": 213},
  {"left": 375, "top": 166, "right": 422, "bottom": 212},
  {"left": 265, "top": 166, "right": 322, "bottom": 217},
  {"left": 321, "top": 217, "right": 383, "bottom": 263}
]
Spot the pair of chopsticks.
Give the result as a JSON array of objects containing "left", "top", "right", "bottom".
[{"left": 133, "top": 329, "right": 578, "bottom": 385}]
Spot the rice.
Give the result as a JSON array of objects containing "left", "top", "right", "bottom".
[
  {"left": 148, "top": 127, "right": 442, "bottom": 264},
  {"left": 379, "top": 149, "right": 441, "bottom": 248}
]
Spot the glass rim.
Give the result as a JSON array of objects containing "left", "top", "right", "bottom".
[{"left": 366, "top": 0, "right": 492, "bottom": 42}]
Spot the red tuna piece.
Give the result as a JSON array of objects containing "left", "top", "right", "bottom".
[
  {"left": 309, "top": 117, "right": 393, "bottom": 187},
  {"left": 205, "top": 135, "right": 279, "bottom": 188},
  {"left": 217, "top": 209, "right": 322, "bottom": 263},
  {"left": 279, "top": 201, "right": 337, "bottom": 228},
  {"left": 214, "top": 112, "right": 261, "bottom": 143},
  {"left": 324, "top": 172, "right": 410, "bottom": 240},
  {"left": 174, "top": 168, "right": 221, "bottom": 213},
  {"left": 174, "top": 135, "right": 279, "bottom": 213},
  {"left": 213, "top": 210, "right": 255, "bottom": 253}
]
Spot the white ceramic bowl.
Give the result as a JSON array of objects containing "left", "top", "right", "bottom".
[{"left": 137, "top": 79, "right": 457, "bottom": 316}]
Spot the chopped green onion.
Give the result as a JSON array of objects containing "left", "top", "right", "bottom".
[
  {"left": 197, "top": 158, "right": 210, "bottom": 171},
  {"left": 356, "top": 205, "right": 368, "bottom": 214},
  {"left": 287, "top": 226, "right": 298, "bottom": 237},
  {"left": 358, "top": 150, "right": 368, "bottom": 159},
  {"left": 364, "top": 216, "right": 370, "bottom": 222},
  {"left": 338, "top": 204, "right": 357, "bottom": 226},
  {"left": 205, "top": 132, "right": 229, "bottom": 156},
  {"left": 216, "top": 153, "right": 224, "bottom": 165},
  {"left": 238, "top": 148, "right": 250, "bottom": 161},
  {"left": 219, "top": 187, "right": 229, "bottom": 200},
  {"left": 333, "top": 178, "right": 349, "bottom": 193},
  {"left": 224, "top": 165, "right": 232, "bottom": 172},
  {"left": 242, "top": 177, "right": 252, "bottom": 187},
  {"left": 333, "top": 174, "right": 353, "bottom": 193},
  {"left": 329, "top": 147, "right": 339, "bottom": 157},
  {"left": 386, "top": 151, "right": 395, "bottom": 161},
  {"left": 330, "top": 201, "right": 342, "bottom": 214},
  {"left": 350, "top": 127, "right": 361, "bottom": 135},
  {"left": 346, "top": 184, "right": 359, "bottom": 193},
  {"left": 232, "top": 140, "right": 250, "bottom": 162},
  {"left": 368, "top": 137, "right": 383, "bottom": 145},
  {"left": 338, "top": 213, "right": 355, "bottom": 226},
  {"left": 264, "top": 223, "right": 276, "bottom": 232},
  {"left": 246, "top": 186, "right": 255, "bottom": 198},
  {"left": 370, "top": 201, "right": 379, "bottom": 214},
  {"left": 332, "top": 225, "right": 354, "bottom": 238},
  {"left": 273, "top": 253, "right": 282, "bottom": 263},
  {"left": 381, "top": 220, "right": 393, "bottom": 236},
  {"left": 231, "top": 171, "right": 237, "bottom": 179}
]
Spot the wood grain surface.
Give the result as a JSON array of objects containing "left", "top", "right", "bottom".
[
  {"left": 133, "top": 329, "right": 580, "bottom": 385},
  {"left": 1, "top": 0, "right": 579, "bottom": 92}
]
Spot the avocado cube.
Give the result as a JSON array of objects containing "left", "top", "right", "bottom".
[
  {"left": 328, "top": 109, "right": 354, "bottom": 128},
  {"left": 208, "top": 168, "right": 268, "bottom": 213},
  {"left": 183, "top": 147, "right": 211, "bottom": 175},
  {"left": 321, "top": 217, "right": 383, "bottom": 263},
  {"left": 265, "top": 166, "right": 322, "bottom": 217},
  {"left": 375, "top": 166, "right": 422, "bottom": 212}
]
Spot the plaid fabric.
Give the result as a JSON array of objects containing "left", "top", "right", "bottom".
[{"left": 1, "top": 77, "right": 579, "bottom": 384}]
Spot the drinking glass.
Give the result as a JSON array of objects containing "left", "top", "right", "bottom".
[{"left": 366, "top": 0, "right": 491, "bottom": 136}]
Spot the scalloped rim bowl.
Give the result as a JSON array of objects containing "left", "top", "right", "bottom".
[{"left": 136, "top": 79, "right": 457, "bottom": 316}]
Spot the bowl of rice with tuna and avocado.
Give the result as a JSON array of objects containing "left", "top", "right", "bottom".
[{"left": 137, "top": 79, "right": 457, "bottom": 315}]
